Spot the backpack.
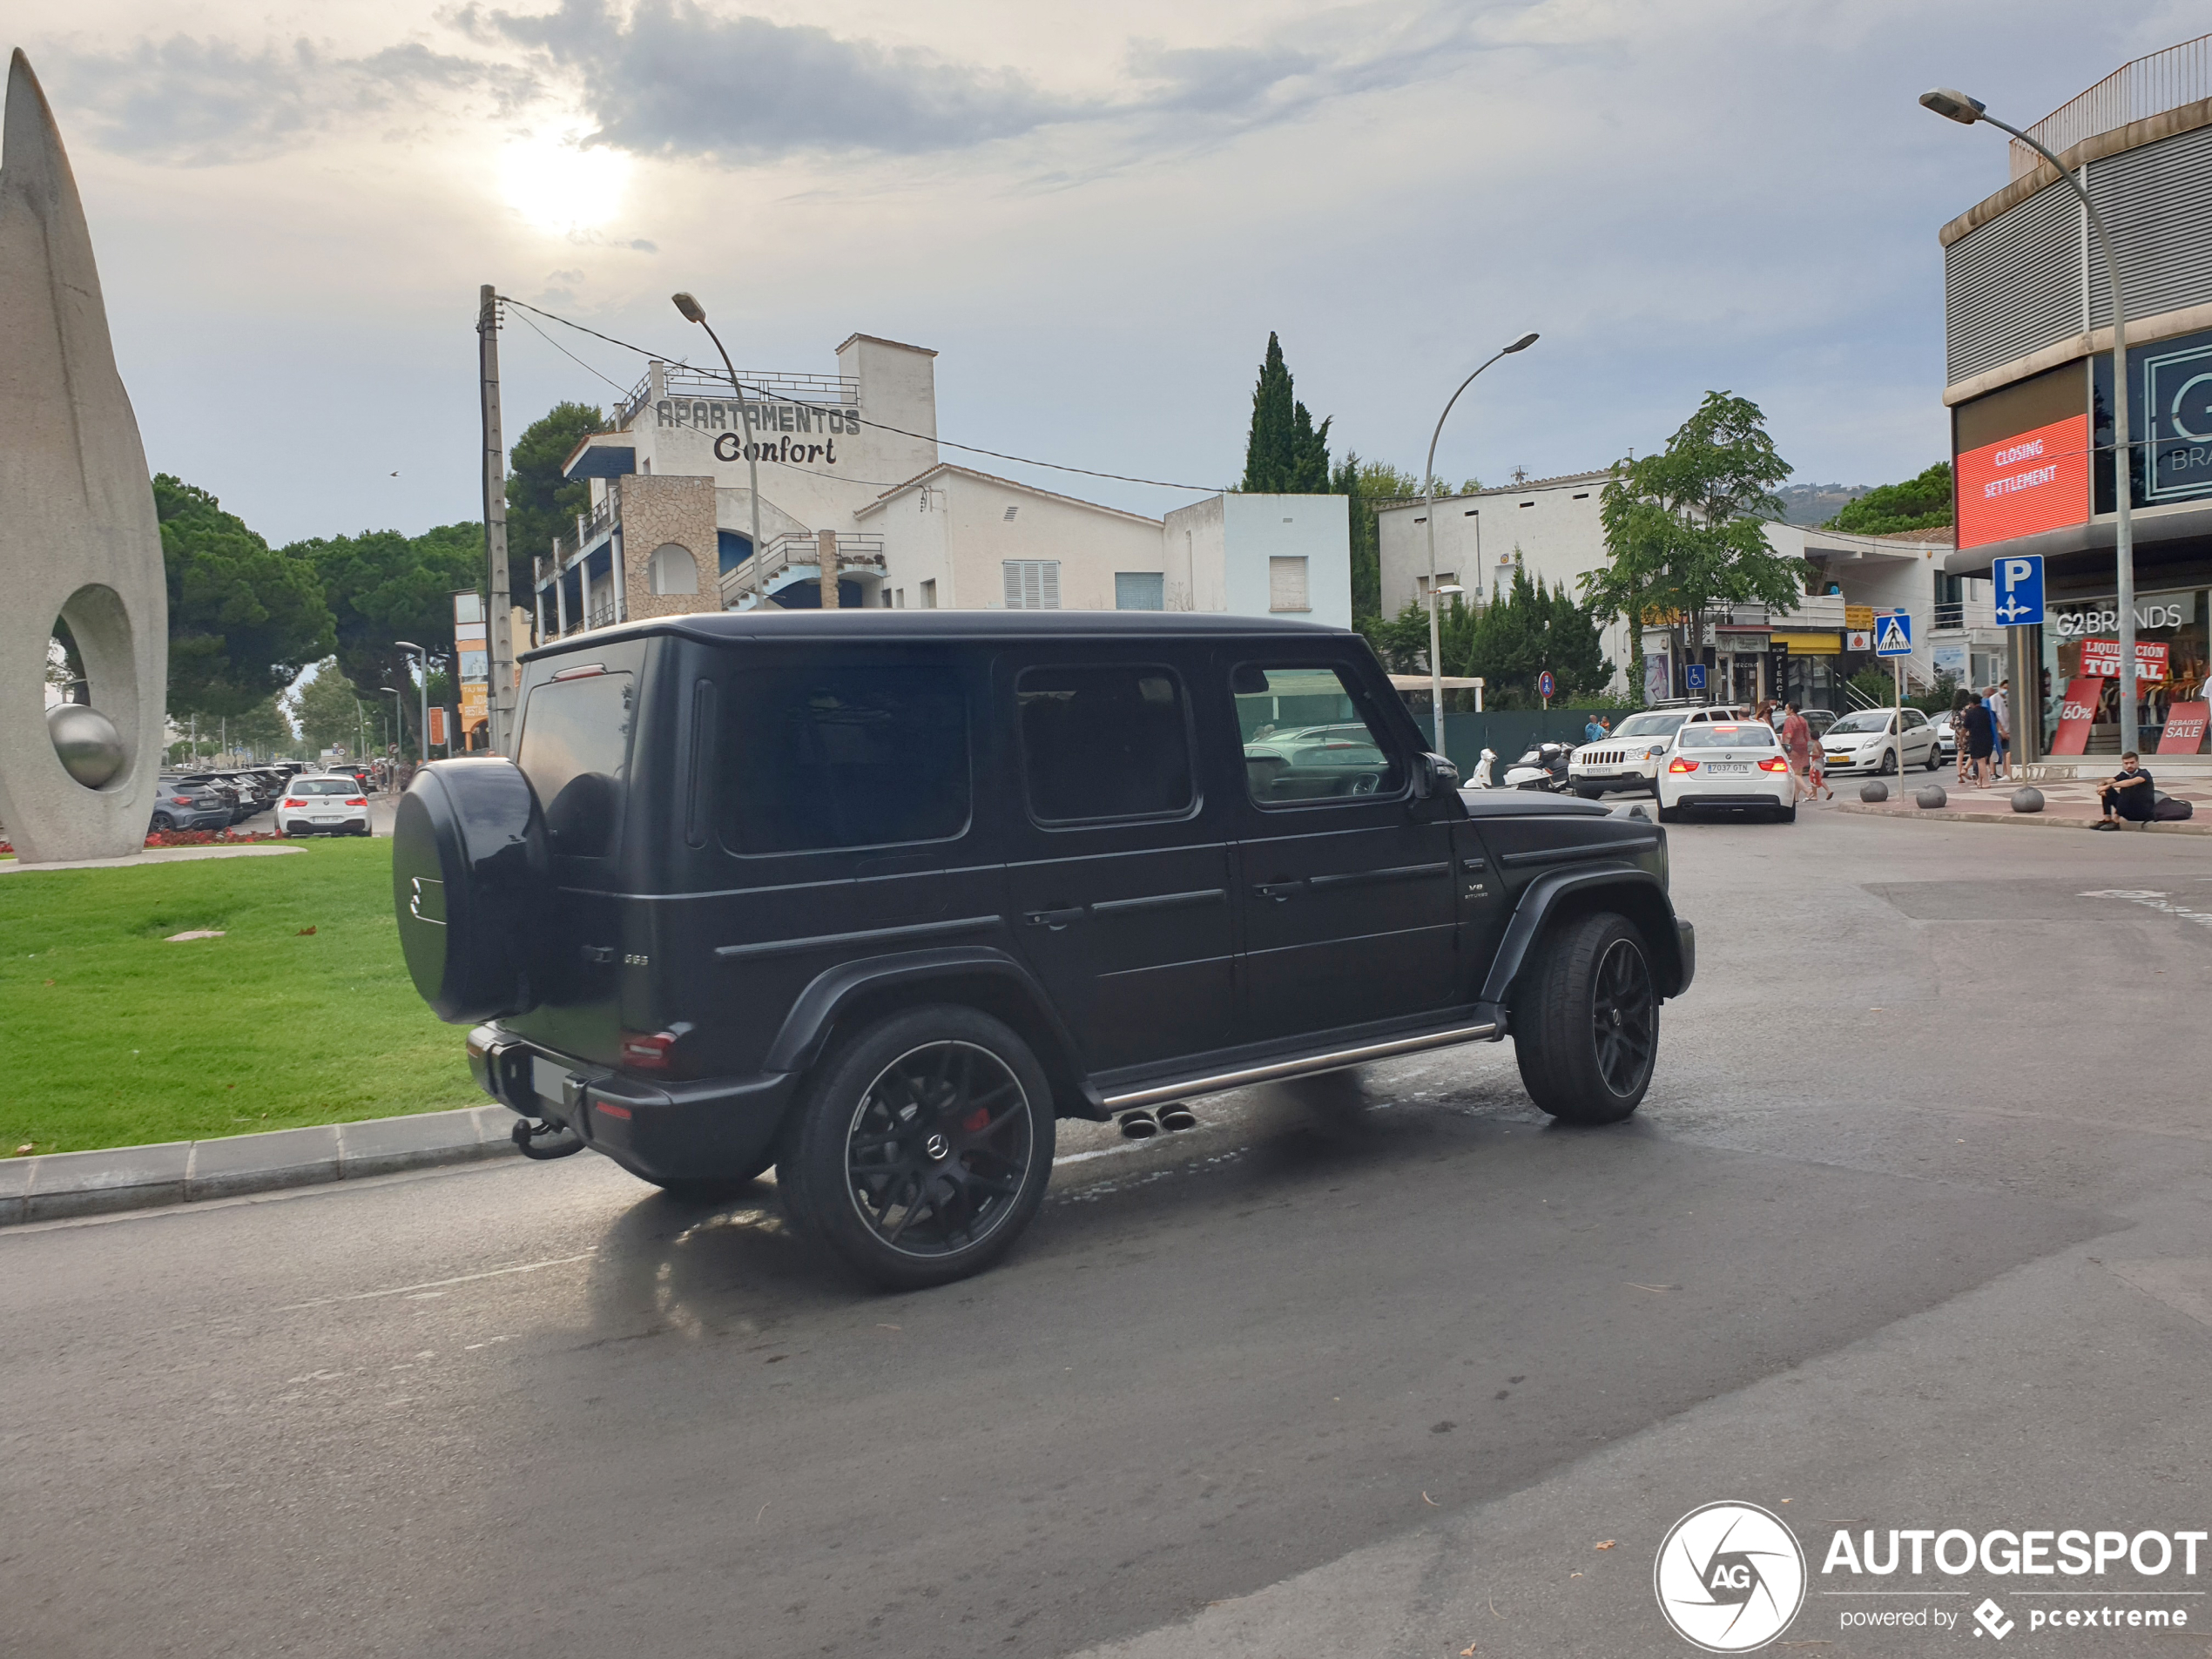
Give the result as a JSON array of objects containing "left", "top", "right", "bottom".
[{"left": 2154, "top": 796, "right": 2195, "bottom": 822}]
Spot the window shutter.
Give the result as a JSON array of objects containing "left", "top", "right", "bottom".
[
  {"left": 1003, "top": 562, "right": 1023, "bottom": 608},
  {"left": 1269, "top": 556, "right": 1309, "bottom": 611},
  {"left": 1001, "top": 560, "right": 1062, "bottom": 609},
  {"left": 1040, "top": 562, "right": 1060, "bottom": 610}
]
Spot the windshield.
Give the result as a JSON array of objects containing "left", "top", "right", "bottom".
[
  {"left": 1828, "top": 711, "right": 1893, "bottom": 735},
  {"left": 1677, "top": 724, "right": 1777, "bottom": 750},
  {"left": 1612, "top": 713, "right": 1687, "bottom": 738}
]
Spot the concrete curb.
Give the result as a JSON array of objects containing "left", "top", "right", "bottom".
[
  {"left": 0, "top": 1104, "right": 521, "bottom": 1227},
  {"left": 1832, "top": 801, "right": 2212, "bottom": 834}
]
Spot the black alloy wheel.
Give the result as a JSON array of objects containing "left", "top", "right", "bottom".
[
  {"left": 1513, "top": 911, "right": 1660, "bottom": 1124},
  {"left": 779, "top": 1006, "right": 1055, "bottom": 1289}
]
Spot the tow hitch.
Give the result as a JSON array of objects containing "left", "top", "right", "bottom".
[{"left": 512, "top": 1116, "right": 587, "bottom": 1160}]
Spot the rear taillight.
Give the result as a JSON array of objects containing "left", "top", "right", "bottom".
[
  {"left": 1668, "top": 757, "right": 1698, "bottom": 773},
  {"left": 1758, "top": 757, "right": 1789, "bottom": 772},
  {"left": 171, "top": 795, "right": 193, "bottom": 805},
  {"left": 346, "top": 798, "right": 367, "bottom": 806},
  {"left": 282, "top": 799, "right": 301, "bottom": 808},
  {"left": 618, "top": 1030, "right": 678, "bottom": 1070}
]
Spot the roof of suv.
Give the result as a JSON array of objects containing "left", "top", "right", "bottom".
[{"left": 523, "top": 610, "right": 1347, "bottom": 661}]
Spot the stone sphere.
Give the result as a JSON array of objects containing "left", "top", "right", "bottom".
[
  {"left": 47, "top": 702, "right": 125, "bottom": 788},
  {"left": 2012, "top": 786, "right": 2045, "bottom": 814},
  {"left": 1916, "top": 785, "right": 1947, "bottom": 810},
  {"left": 1859, "top": 780, "right": 1889, "bottom": 803}
]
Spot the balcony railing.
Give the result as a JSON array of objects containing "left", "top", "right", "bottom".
[
  {"left": 1931, "top": 598, "right": 1997, "bottom": 632},
  {"left": 2013, "top": 33, "right": 2212, "bottom": 179},
  {"left": 718, "top": 532, "right": 887, "bottom": 598},
  {"left": 550, "top": 492, "right": 617, "bottom": 567},
  {"left": 614, "top": 361, "right": 860, "bottom": 430}
]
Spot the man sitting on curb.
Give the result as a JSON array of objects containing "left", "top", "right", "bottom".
[{"left": 2096, "top": 752, "right": 2156, "bottom": 829}]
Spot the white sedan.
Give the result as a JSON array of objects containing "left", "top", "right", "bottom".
[
  {"left": 1656, "top": 721, "right": 1797, "bottom": 824},
  {"left": 279, "top": 775, "right": 371, "bottom": 837}
]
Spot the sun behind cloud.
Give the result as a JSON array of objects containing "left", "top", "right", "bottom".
[{"left": 498, "top": 129, "right": 631, "bottom": 235}]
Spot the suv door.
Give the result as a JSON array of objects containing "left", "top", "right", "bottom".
[
  {"left": 1001, "top": 653, "right": 1235, "bottom": 1074},
  {"left": 1227, "top": 658, "right": 1460, "bottom": 1042}
]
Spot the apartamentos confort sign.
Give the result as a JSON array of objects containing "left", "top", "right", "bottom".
[{"left": 1957, "top": 413, "right": 2089, "bottom": 550}]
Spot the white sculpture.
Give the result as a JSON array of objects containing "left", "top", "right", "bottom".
[{"left": 0, "top": 50, "right": 167, "bottom": 862}]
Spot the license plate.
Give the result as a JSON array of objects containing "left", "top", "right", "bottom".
[
  {"left": 1706, "top": 762, "right": 1750, "bottom": 774},
  {"left": 532, "top": 1055, "right": 571, "bottom": 1107}
]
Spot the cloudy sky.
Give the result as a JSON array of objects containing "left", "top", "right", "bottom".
[{"left": 15, "top": 0, "right": 2209, "bottom": 544}]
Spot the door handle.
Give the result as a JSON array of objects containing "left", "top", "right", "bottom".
[
  {"left": 1251, "top": 881, "right": 1304, "bottom": 902},
  {"left": 1024, "top": 907, "right": 1086, "bottom": 930}
]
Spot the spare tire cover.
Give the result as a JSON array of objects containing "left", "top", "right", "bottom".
[{"left": 393, "top": 758, "right": 552, "bottom": 1023}]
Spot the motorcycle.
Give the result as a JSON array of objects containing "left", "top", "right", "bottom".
[
  {"left": 1501, "top": 740, "right": 1572, "bottom": 792},
  {"left": 1467, "top": 747, "right": 1498, "bottom": 789}
]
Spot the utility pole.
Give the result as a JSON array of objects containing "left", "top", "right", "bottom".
[{"left": 479, "top": 285, "right": 516, "bottom": 754}]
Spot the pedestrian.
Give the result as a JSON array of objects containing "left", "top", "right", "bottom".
[
  {"left": 1959, "top": 691, "right": 1997, "bottom": 786},
  {"left": 1779, "top": 700, "right": 1813, "bottom": 804},
  {"left": 1585, "top": 712, "right": 1611, "bottom": 744},
  {"left": 2095, "top": 752, "right": 2156, "bottom": 828},
  {"left": 1988, "top": 682, "right": 2011, "bottom": 780},
  {"left": 1807, "top": 738, "right": 1831, "bottom": 801},
  {"left": 1952, "top": 688, "right": 1975, "bottom": 783}
]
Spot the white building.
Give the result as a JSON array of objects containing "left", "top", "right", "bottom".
[
  {"left": 536, "top": 334, "right": 1349, "bottom": 637},
  {"left": 1376, "top": 469, "right": 1969, "bottom": 704}
]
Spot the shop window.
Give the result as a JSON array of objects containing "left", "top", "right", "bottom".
[{"left": 1017, "top": 665, "right": 1193, "bottom": 823}]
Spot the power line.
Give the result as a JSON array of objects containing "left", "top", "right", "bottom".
[
  {"left": 496, "top": 293, "right": 1226, "bottom": 495},
  {"left": 504, "top": 301, "right": 631, "bottom": 397}
]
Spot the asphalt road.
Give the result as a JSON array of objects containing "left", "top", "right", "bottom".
[{"left": 6, "top": 807, "right": 2212, "bottom": 1658}]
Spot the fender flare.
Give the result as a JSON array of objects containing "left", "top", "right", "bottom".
[
  {"left": 763, "top": 946, "right": 1096, "bottom": 1112},
  {"left": 1478, "top": 866, "right": 1691, "bottom": 1011}
]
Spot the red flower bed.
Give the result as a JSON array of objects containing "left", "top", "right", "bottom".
[{"left": 144, "top": 828, "right": 285, "bottom": 849}]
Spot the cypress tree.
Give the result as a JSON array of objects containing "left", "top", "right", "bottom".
[{"left": 1243, "top": 332, "right": 1331, "bottom": 493}]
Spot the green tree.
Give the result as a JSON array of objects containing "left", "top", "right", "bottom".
[
  {"left": 1580, "top": 392, "right": 1804, "bottom": 704},
  {"left": 226, "top": 695, "right": 295, "bottom": 759},
  {"left": 1333, "top": 457, "right": 1484, "bottom": 636},
  {"left": 156, "top": 475, "right": 335, "bottom": 721},
  {"left": 505, "top": 401, "right": 604, "bottom": 599},
  {"left": 287, "top": 659, "right": 371, "bottom": 758},
  {"left": 1242, "top": 333, "right": 1331, "bottom": 493},
  {"left": 1827, "top": 462, "right": 1953, "bottom": 534},
  {"left": 1433, "top": 566, "right": 1612, "bottom": 705},
  {"left": 292, "top": 523, "right": 486, "bottom": 757}
]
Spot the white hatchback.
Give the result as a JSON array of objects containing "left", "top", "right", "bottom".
[
  {"left": 280, "top": 775, "right": 371, "bottom": 836},
  {"left": 1656, "top": 720, "right": 1797, "bottom": 824}
]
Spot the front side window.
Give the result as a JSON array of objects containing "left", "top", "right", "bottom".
[
  {"left": 1017, "top": 665, "right": 1193, "bottom": 824},
  {"left": 720, "top": 665, "right": 968, "bottom": 854},
  {"left": 1234, "top": 664, "right": 1405, "bottom": 805}
]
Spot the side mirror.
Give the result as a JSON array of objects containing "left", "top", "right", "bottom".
[{"left": 1412, "top": 752, "right": 1459, "bottom": 799}]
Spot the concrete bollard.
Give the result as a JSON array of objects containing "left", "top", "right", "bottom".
[
  {"left": 2012, "top": 786, "right": 2045, "bottom": 813},
  {"left": 1859, "top": 780, "right": 1889, "bottom": 803},
  {"left": 1916, "top": 785, "right": 1947, "bottom": 810}
]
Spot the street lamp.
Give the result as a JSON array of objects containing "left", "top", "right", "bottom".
[
  {"left": 1423, "top": 333, "right": 1539, "bottom": 751},
  {"left": 395, "top": 641, "right": 430, "bottom": 762},
  {"left": 672, "top": 293, "right": 768, "bottom": 609},
  {"left": 1921, "top": 86, "right": 2137, "bottom": 755},
  {"left": 378, "top": 686, "right": 404, "bottom": 772}
]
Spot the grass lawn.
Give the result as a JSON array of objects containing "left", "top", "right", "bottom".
[{"left": 3, "top": 840, "right": 480, "bottom": 1156}]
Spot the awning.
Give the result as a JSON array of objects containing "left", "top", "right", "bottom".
[{"left": 1770, "top": 631, "right": 1842, "bottom": 654}]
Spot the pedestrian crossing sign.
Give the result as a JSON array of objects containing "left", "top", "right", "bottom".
[{"left": 1874, "top": 612, "right": 1912, "bottom": 658}]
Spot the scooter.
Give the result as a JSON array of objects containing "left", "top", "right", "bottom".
[
  {"left": 1502, "top": 740, "right": 1572, "bottom": 792},
  {"left": 1467, "top": 748, "right": 1498, "bottom": 789}
]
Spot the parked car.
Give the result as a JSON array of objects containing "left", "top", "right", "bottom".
[
  {"left": 165, "top": 770, "right": 246, "bottom": 823},
  {"left": 1569, "top": 705, "right": 1750, "bottom": 797},
  {"left": 1764, "top": 706, "right": 1838, "bottom": 740},
  {"left": 1928, "top": 709, "right": 1958, "bottom": 762},
  {"left": 278, "top": 776, "right": 371, "bottom": 836},
  {"left": 1820, "top": 707, "right": 1941, "bottom": 775},
  {"left": 148, "top": 776, "right": 233, "bottom": 833},
  {"left": 394, "top": 612, "right": 1697, "bottom": 1289},
  {"left": 1656, "top": 721, "right": 1797, "bottom": 824}
]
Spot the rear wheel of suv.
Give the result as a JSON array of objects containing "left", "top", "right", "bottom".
[
  {"left": 1513, "top": 912, "right": 1658, "bottom": 1124},
  {"left": 777, "top": 1005, "right": 1055, "bottom": 1290}
]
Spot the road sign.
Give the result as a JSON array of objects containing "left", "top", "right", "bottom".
[
  {"left": 1537, "top": 670, "right": 1556, "bottom": 699},
  {"left": 1993, "top": 554, "right": 2046, "bottom": 626},
  {"left": 1874, "top": 611, "right": 1913, "bottom": 657},
  {"left": 1683, "top": 663, "right": 1709, "bottom": 691}
]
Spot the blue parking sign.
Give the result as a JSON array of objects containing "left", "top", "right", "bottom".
[
  {"left": 1874, "top": 611, "right": 1913, "bottom": 657},
  {"left": 1683, "top": 663, "right": 1709, "bottom": 691},
  {"left": 1993, "top": 554, "right": 2045, "bottom": 626}
]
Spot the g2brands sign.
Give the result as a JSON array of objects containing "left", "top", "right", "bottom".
[
  {"left": 1957, "top": 415, "right": 2089, "bottom": 549},
  {"left": 2144, "top": 338, "right": 2212, "bottom": 502}
]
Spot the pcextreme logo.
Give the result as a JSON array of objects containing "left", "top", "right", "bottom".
[{"left": 1655, "top": 1502, "right": 1808, "bottom": 1652}]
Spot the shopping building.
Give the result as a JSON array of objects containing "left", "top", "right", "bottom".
[
  {"left": 534, "top": 334, "right": 1349, "bottom": 637},
  {"left": 1375, "top": 472, "right": 1956, "bottom": 708},
  {"left": 1939, "top": 34, "right": 2212, "bottom": 755}
]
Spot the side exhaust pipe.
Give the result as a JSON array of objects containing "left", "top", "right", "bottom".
[
  {"left": 1117, "top": 1110, "right": 1158, "bottom": 1140},
  {"left": 1157, "top": 1104, "right": 1197, "bottom": 1132}
]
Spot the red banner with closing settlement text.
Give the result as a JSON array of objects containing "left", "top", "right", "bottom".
[
  {"left": 1957, "top": 414, "right": 2090, "bottom": 550},
  {"left": 2048, "top": 678, "right": 2102, "bottom": 755}
]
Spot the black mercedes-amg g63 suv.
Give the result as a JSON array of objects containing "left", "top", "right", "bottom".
[{"left": 394, "top": 610, "right": 1692, "bottom": 1288}]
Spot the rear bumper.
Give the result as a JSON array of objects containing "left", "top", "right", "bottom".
[{"left": 466, "top": 1026, "right": 796, "bottom": 1182}]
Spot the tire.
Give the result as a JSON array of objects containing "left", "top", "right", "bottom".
[
  {"left": 777, "top": 1005, "right": 1056, "bottom": 1290},
  {"left": 1878, "top": 748, "right": 1898, "bottom": 776},
  {"left": 151, "top": 813, "right": 174, "bottom": 832},
  {"left": 1925, "top": 746, "right": 1941, "bottom": 771},
  {"left": 1513, "top": 912, "right": 1659, "bottom": 1125}
]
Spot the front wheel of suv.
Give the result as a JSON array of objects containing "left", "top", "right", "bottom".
[
  {"left": 1513, "top": 912, "right": 1659, "bottom": 1125},
  {"left": 777, "top": 1005, "right": 1056, "bottom": 1290}
]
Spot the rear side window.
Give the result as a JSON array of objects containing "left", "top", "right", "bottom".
[
  {"left": 518, "top": 670, "right": 635, "bottom": 856},
  {"left": 1017, "top": 664, "right": 1193, "bottom": 824},
  {"left": 720, "top": 665, "right": 968, "bottom": 854}
]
